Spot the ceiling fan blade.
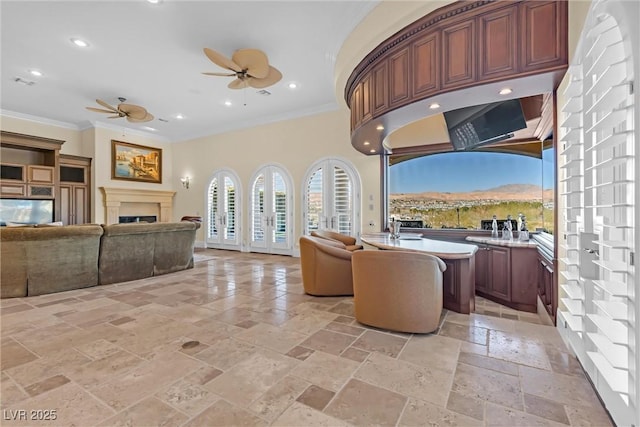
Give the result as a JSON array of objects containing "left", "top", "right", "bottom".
[
  {"left": 95, "top": 99, "right": 118, "bottom": 112},
  {"left": 232, "top": 48, "right": 269, "bottom": 79},
  {"left": 202, "top": 72, "right": 236, "bottom": 77},
  {"left": 248, "top": 66, "right": 283, "bottom": 89},
  {"left": 118, "top": 103, "right": 147, "bottom": 120},
  {"left": 228, "top": 78, "right": 249, "bottom": 90},
  {"left": 204, "top": 48, "right": 242, "bottom": 72},
  {"left": 127, "top": 113, "right": 154, "bottom": 123},
  {"left": 107, "top": 115, "right": 122, "bottom": 119},
  {"left": 86, "top": 107, "right": 117, "bottom": 114}
]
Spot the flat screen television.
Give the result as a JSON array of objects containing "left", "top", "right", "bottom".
[
  {"left": 444, "top": 99, "right": 527, "bottom": 151},
  {"left": 0, "top": 199, "right": 54, "bottom": 226}
]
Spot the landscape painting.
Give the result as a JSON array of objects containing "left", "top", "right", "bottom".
[{"left": 112, "top": 140, "right": 162, "bottom": 183}]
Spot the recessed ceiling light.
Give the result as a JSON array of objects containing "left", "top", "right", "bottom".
[
  {"left": 363, "top": 141, "right": 370, "bottom": 146},
  {"left": 176, "top": 114, "right": 184, "bottom": 120},
  {"left": 28, "top": 70, "right": 42, "bottom": 77},
  {"left": 499, "top": 88, "right": 512, "bottom": 95},
  {"left": 71, "top": 38, "right": 89, "bottom": 48},
  {"left": 376, "top": 125, "right": 384, "bottom": 131},
  {"left": 142, "top": 126, "right": 156, "bottom": 132},
  {"left": 429, "top": 103, "right": 440, "bottom": 109},
  {"left": 147, "top": 0, "right": 160, "bottom": 3},
  {"left": 288, "top": 82, "right": 297, "bottom": 89},
  {"left": 224, "top": 100, "right": 232, "bottom": 106},
  {"left": 369, "top": 149, "right": 376, "bottom": 153}
]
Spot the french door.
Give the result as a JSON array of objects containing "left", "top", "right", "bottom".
[
  {"left": 249, "top": 165, "right": 293, "bottom": 255},
  {"left": 206, "top": 169, "right": 241, "bottom": 250},
  {"left": 303, "top": 158, "right": 360, "bottom": 236}
]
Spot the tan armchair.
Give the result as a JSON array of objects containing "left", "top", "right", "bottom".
[
  {"left": 352, "top": 250, "right": 446, "bottom": 333},
  {"left": 299, "top": 236, "right": 354, "bottom": 296},
  {"left": 310, "top": 230, "right": 363, "bottom": 251}
]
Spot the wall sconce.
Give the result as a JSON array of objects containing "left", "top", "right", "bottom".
[{"left": 180, "top": 176, "right": 190, "bottom": 189}]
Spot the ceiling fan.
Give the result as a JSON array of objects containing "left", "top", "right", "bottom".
[
  {"left": 202, "top": 48, "right": 282, "bottom": 89},
  {"left": 86, "top": 98, "right": 154, "bottom": 122}
]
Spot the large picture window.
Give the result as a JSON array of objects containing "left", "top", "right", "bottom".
[{"left": 389, "top": 150, "right": 553, "bottom": 232}]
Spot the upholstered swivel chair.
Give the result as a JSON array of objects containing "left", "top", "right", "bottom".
[
  {"left": 310, "top": 230, "right": 363, "bottom": 251},
  {"left": 351, "top": 250, "right": 446, "bottom": 333},
  {"left": 299, "top": 235, "right": 354, "bottom": 296}
]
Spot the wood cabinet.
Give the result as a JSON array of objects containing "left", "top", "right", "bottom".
[
  {"left": 442, "top": 19, "right": 476, "bottom": 88},
  {"left": 519, "top": 1, "right": 567, "bottom": 73},
  {"left": 478, "top": 6, "right": 518, "bottom": 79},
  {"left": 345, "top": 0, "right": 569, "bottom": 153},
  {"left": 475, "top": 243, "right": 538, "bottom": 312},
  {"left": 59, "top": 155, "right": 91, "bottom": 225},
  {"left": 537, "top": 251, "right": 555, "bottom": 323}
]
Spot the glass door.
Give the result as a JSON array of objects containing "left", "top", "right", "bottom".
[{"left": 206, "top": 170, "right": 241, "bottom": 250}]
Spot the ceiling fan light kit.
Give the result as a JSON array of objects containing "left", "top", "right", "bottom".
[
  {"left": 202, "top": 47, "right": 282, "bottom": 89},
  {"left": 86, "top": 98, "right": 154, "bottom": 123}
]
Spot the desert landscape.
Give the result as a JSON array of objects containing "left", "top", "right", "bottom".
[{"left": 390, "top": 184, "right": 554, "bottom": 232}]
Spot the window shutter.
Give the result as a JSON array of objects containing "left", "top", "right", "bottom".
[
  {"left": 305, "top": 168, "right": 323, "bottom": 233},
  {"left": 224, "top": 176, "right": 235, "bottom": 239},
  {"left": 273, "top": 171, "right": 287, "bottom": 244},
  {"left": 208, "top": 178, "right": 218, "bottom": 238},
  {"left": 333, "top": 166, "right": 353, "bottom": 234},
  {"left": 252, "top": 174, "right": 265, "bottom": 242}
]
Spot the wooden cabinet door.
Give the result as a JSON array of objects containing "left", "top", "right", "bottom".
[
  {"left": 371, "top": 62, "right": 388, "bottom": 116},
  {"left": 510, "top": 247, "right": 539, "bottom": 306},
  {"left": 361, "top": 75, "right": 372, "bottom": 123},
  {"left": 519, "top": 1, "right": 567, "bottom": 72},
  {"left": 474, "top": 245, "right": 490, "bottom": 293},
  {"left": 60, "top": 185, "right": 72, "bottom": 225},
  {"left": 442, "top": 19, "right": 476, "bottom": 88},
  {"left": 489, "top": 246, "right": 511, "bottom": 300},
  {"left": 73, "top": 186, "right": 87, "bottom": 224},
  {"left": 478, "top": 6, "right": 518, "bottom": 79},
  {"left": 389, "top": 46, "right": 411, "bottom": 108},
  {"left": 412, "top": 32, "right": 439, "bottom": 97},
  {"left": 351, "top": 84, "right": 363, "bottom": 129}
]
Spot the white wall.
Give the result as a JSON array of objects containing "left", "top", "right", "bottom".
[{"left": 172, "top": 108, "right": 380, "bottom": 250}]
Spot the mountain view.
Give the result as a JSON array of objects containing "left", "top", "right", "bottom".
[{"left": 390, "top": 184, "right": 554, "bottom": 232}]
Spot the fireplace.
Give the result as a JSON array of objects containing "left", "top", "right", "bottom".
[
  {"left": 119, "top": 215, "right": 157, "bottom": 223},
  {"left": 101, "top": 187, "right": 176, "bottom": 224}
]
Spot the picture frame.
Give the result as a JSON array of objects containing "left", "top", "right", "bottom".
[{"left": 111, "top": 140, "right": 162, "bottom": 183}]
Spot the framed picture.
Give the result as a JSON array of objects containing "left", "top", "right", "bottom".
[{"left": 111, "top": 140, "right": 162, "bottom": 183}]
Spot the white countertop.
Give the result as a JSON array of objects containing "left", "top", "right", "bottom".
[
  {"left": 361, "top": 233, "right": 478, "bottom": 259},
  {"left": 465, "top": 236, "right": 538, "bottom": 249}
]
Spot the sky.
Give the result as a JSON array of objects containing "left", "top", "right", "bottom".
[{"left": 390, "top": 151, "right": 554, "bottom": 194}]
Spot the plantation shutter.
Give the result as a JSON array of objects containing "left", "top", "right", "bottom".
[
  {"left": 208, "top": 177, "right": 218, "bottom": 239},
  {"left": 306, "top": 168, "right": 323, "bottom": 233},
  {"left": 224, "top": 176, "right": 235, "bottom": 239},
  {"left": 333, "top": 166, "right": 353, "bottom": 235},
  {"left": 252, "top": 174, "right": 265, "bottom": 243},
  {"left": 558, "top": 6, "right": 637, "bottom": 425},
  {"left": 273, "top": 171, "right": 287, "bottom": 244}
]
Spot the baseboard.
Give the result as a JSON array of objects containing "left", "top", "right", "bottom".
[{"left": 195, "top": 240, "right": 206, "bottom": 249}]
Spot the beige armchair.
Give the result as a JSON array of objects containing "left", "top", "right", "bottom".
[
  {"left": 310, "top": 230, "right": 363, "bottom": 251},
  {"left": 299, "top": 235, "right": 354, "bottom": 296},
  {"left": 352, "top": 250, "right": 446, "bottom": 333}
]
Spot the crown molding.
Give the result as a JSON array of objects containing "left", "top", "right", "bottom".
[
  {"left": 90, "top": 120, "right": 170, "bottom": 142},
  {"left": 0, "top": 109, "right": 80, "bottom": 130},
  {"left": 177, "top": 101, "right": 340, "bottom": 143}
]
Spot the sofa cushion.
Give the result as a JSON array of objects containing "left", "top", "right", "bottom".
[{"left": 1, "top": 225, "right": 103, "bottom": 297}]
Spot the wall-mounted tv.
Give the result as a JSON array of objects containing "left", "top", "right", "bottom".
[
  {"left": 0, "top": 199, "right": 54, "bottom": 226},
  {"left": 444, "top": 99, "right": 527, "bottom": 151}
]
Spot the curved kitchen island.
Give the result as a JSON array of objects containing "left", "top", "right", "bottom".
[{"left": 361, "top": 233, "right": 478, "bottom": 314}]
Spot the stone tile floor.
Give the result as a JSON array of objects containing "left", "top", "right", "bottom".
[{"left": 0, "top": 249, "right": 613, "bottom": 426}]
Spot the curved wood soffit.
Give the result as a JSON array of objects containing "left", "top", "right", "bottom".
[{"left": 345, "top": 0, "right": 569, "bottom": 155}]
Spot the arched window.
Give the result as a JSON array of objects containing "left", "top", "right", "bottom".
[
  {"left": 206, "top": 169, "right": 241, "bottom": 250},
  {"left": 249, "top": 164, "right": 294, "bottom": 255},
  {"left": 303, "top": 158, "right": 361, "bottom": 236}
]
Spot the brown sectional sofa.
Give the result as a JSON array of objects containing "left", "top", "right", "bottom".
[
  {"left": 0, "top": 221, "right": 198, "bottom": 298},
  {"left": 99, "top": 222, "right": 197, "bottom": 285}
]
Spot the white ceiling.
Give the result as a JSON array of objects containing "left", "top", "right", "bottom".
[{"left": 1, "top": 1, "right": 378, "bottom": 142}]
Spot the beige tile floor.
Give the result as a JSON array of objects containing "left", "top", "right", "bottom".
[{"left": 0, "top": 249, "right": 613, "bottom": 426}]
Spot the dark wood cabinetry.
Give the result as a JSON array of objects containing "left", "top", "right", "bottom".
[
  {"left": 519, "top": 1, "right": 568, "bottom": 73},
  {"left": 537, "top": 251, "right": 556, "bottom": 323},
  {"left": 475, "top": 243, "right": 538, "bottom": 312},
  {"left": 345, "top": 0, "right": 568, "bottom": 153},
  {"left": 59, "top": 155, "right": 91, "bottom": 225},
  {"left": 389, "top": 47, "right": 411, "bottom": 108},
  {"left": 442, "top": 19, "right": 476, "bottom": 88},
  {"left": 478, "top": 7, "right": 518, "bottom": 79}
]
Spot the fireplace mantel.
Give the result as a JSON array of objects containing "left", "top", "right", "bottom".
[{"left": 101, "top": 187, "right": 176, "bottom": 224}]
